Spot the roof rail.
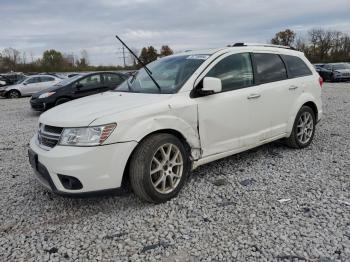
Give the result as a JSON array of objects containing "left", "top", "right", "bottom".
[{"left": 231, "top": 43, "right": 295, "bottom": 50}]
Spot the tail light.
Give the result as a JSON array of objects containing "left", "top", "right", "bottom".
[{"left": 318, "top": 76, "right": 323, "bottom": 88}]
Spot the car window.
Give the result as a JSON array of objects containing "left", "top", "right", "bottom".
[
  {"left": 206, "top": 53, "right": 254, "bottom": 92},
  {"left": 25, "top": 77, "right": 42, "bottom": 84},
  {"left": 78, "top": 74, "right": 102, "bottom": 89},
  {"left": 40, "top": 76, "right": 55, "bottom": 82},
  {"left": 253, "top": 53, "right": 287, "bottom": 84},
  {"left": 282, "top": 55, "right": 312, "bottom": 78},
  {"left": 103, "top": 73, "right": 124, "bottom": 85}
]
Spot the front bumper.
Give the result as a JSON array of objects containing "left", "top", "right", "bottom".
[
  {"left": 30, "top": 98, "right": 47, "bottom": 111},
  {"left": 29, "top": 136, "right": 138, "bottom": 194}
]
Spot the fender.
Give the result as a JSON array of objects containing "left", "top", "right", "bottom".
[
  {"left": 286, "top": 92, "right": 320, "bottom": 137},
  {"left": 100, "top": 103, "right": 201, "bottom": 158}
]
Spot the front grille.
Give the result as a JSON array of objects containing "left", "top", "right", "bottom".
[{"left": 38, "top": 124, "right": 63, "bottom": 149}]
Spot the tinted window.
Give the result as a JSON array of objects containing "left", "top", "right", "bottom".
[
  {"left": 78, "top": 74, "right": 102, "bottom": 89},
  {"left": 103, "top": 73, "right": 124, "bottom": 85},
  {"left": 324, "top": 64, "right": 332, "bottom": 70},
  {"left": 253, "top": 53, "right": 287, "bottom": 84},
  {"left": 282, "top": 55, "right": 312, "bottom": 78},
  {"left": 40, "top": 76, "right": 55, "bottom": 82},
  {"left": 26, "top": 77, "right": 41, "bottom": 84},
  {"left": 206, "top": 53, "right": 253, "bottom": 92}
]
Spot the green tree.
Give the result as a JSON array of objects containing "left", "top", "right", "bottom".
[
  {"left": 139, "top": 46, "right": 158, "bottom": 65},
  {"left": 271, "top": 29, "right": 296, "bottom": 47},
  {"left": 42, "top": 49, "right": 64, "bottom": 70},
  {"left": 159, "top": 45, "right": 173, "bottom": 57}
]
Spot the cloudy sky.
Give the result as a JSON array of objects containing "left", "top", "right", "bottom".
[{"left": 2, "top": 0, "right": 350, "bottom": 65}]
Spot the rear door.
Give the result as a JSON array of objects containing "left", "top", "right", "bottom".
[
  {"left": 73, "top": 74, "right": 103, "bottom": 98},
  {"left": 251, "top": 52, "right": 290, "bottom": 138},
  {"left": 40, "top": 76, "right": 57, "bottom": 90}
]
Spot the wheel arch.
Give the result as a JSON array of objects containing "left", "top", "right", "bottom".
[
  {"left": 121, "top": 128, "right": 194, "bottom": 190},
  {"left": 287, "top": 94, "right": 320, "bottom": 136},
  {"left": 5, "top": 89, "right": 21, "bottom": 98}
]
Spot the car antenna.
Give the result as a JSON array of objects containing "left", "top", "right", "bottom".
[{"left": 115, "top": 35, "right": 161, "bottom": 92}]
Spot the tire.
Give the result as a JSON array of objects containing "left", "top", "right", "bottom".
[
  {"left": 7, "top": 90, "right": 20, "bottom": 99},
  {"left": 129, "top": 133, "right": 190, "bottom": 203},
  {"left": 285, "top": 106, "right": 316, "bottom": 149},
  {"left": 55, "top": 97, "right": 70, "bottom": 106},
  {"left": 330, "top": 74, "right": 336, "bottom": 82}
]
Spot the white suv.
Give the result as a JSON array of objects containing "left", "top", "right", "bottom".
[{"left": 28, "top": 44, "right": 323, "bottom": 203}]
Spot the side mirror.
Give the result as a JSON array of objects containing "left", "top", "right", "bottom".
[
  {"left": 23, "top": 82, "right": 27, "bottom": 85},
  {"left": 75, "top": 83, "right": 83, "bottom": 89},
  {"left": 202, "top": 77, "right": 222, "bottom": 93}
]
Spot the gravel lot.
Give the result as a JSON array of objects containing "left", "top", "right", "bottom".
[{"left": 0, "top": 83, "right": 349, "bottom": 262}]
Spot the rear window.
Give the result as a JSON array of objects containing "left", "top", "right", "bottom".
[
  {"left": 282, "top": 55, "right": 312, "bottom": 78},
  {"left": 253, "top": 53, "right": 287, "bottom": 84}
]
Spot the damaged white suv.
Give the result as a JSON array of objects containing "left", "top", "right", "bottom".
[{"left": 28, "top": 43, "right": 323, "bottom": 203}]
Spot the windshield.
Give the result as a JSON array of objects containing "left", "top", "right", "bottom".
[
  {"left": 54, "top": 74, "right": 83, "bottom": 86},
  {"left": 115, "top": 54, "right": 209, "bottom": 94},
  {"left": 15, "top": 76, "right": 28, "bottom": 84},
  {"left": 333, "top": 63, "right": 350, "bottom": 70}
]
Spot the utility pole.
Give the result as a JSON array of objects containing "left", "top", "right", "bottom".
[
  {"left": 122, "top": 46, "right": 126, "bottom": 68},
  {"left": 116, "top": 47, "right": 127, "bottom": 68}
]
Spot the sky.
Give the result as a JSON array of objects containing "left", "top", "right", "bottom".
[{"left": 1, "top": 0, "right": 350, "bottom": 66}]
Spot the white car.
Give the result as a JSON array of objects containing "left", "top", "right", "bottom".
[
  {"left": 1, "top": 75, "right": 62, "bottom": 98},
  {"left": 28, "top": 44, "right": 323, "bottom": 203}
]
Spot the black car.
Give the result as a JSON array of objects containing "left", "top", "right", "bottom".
[
  {"left": 317, "top": 63, "right": 350, "bottom": 82},
  {"left": 30, "top": 72, "right": 127, "bottom": 111}
]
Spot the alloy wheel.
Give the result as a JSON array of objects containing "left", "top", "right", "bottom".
[
  {"left": 9, "top": 91, "right": 19, "bottom": 98},
  {"left": 150, "top": 143, "right": 183, "bottom": 194},
  {"left": 296, "top": 111, "right": 314, "bottom": 144}
]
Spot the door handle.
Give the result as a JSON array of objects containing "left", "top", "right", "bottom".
[
  {"left": 247, "top": 94, "right": 261, "bottom": 99},
  {"left": 289, "top": 85, "right": 299, "bottom": 90}
]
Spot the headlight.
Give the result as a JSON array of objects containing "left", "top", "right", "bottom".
[
  {"left": 38, "top": 92, "right": 56, "bottom": 99},
  {"left": 59, "top": 123, "right": 116, "bottom": 146}
]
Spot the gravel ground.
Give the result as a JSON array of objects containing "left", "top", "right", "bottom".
[{"left": 0, "top": 83, "right": 349, "bottom": 262}]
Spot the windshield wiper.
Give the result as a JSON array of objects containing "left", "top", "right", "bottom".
[{"left": 115, "top": 35, "right": 161, "bottom": 93}]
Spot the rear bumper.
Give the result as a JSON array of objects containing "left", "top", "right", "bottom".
[{"left": 29, "top": 136, "right": 138, "bottom": 194}]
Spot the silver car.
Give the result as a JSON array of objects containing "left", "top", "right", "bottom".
[{"left": 0, "top": 75, "right": 62, "bottom": 98}]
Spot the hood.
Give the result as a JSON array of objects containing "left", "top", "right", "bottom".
[
  {"left": 31, "top": 84, "right": 65, "bottom": 98},
  {"left": 4, "top": 83, "right": 21, "bottom": 90},
  {"left": 39, "top": 91, "right": 172, "bottom": 127}
]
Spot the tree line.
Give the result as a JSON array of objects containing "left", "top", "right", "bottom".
[
  {"left": 271, "top": 28, "right": 350, "bottom": 63},
  {"left": 0, "top": 45, "right": 173, "bottom": 73},
  {"left": 1, "top": 27, "right": 349, "bottom": 73}
]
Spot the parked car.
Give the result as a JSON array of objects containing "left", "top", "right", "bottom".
[
  {"left": 30, "top": 72, "right": 127, "bottom": 111},
  {"left": 317, "top": 63, "right": 350, "bottom": 82},
  {"left": 0, "top": 75, "right": 62, "bottom": 98},
  {"left": 28, "top": 44, "right": 322, "bottom": 203}
]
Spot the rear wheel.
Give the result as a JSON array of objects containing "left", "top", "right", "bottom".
[
  {"left": 55, "top": 97, "right": 70, "bottom": 106},
  {"left": 286, "top": 106, "right": 316, "bottom": 149},
  {"left": 7, "top": 90, "right": 20, "bottom": 99},
  {"left": 129, "top": 133, "right": 190, "bottom": 203}
]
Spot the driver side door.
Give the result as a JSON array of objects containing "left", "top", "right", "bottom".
[
  {"left": 21, "top": 77, "right": 42, "bottom": 95},
  {"left": 73, "top": 74, "right": 103, "bottom": 99}
]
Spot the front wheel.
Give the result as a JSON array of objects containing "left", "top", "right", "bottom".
[
  {"left": 286, "top": 106, "right": 316, "bottom": 148},
  {"left": 7, "top": 90, "right": 20, "bottom": 99},
  {"left": 129, "top": 133, "right": 190, "bottom": 203}
]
